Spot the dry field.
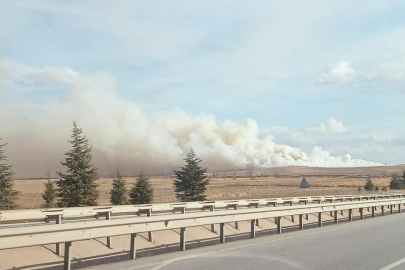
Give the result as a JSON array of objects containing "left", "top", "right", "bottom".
[{"left": 13, "top": 173, "right": 399, "bottom": 209}]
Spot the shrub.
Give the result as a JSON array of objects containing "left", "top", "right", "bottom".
[{"left": 364, "top": 178, "right": 374, "bottom": 191}]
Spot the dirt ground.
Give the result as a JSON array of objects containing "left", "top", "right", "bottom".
[{"left": 14, "top": 175, "right": 394, "bottom": 209}]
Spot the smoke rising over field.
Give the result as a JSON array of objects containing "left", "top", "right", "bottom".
[{"left": 0, "top": 71, "right": 379, "bottom": 178}]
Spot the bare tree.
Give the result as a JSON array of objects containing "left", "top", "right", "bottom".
[{"left": 246, "top": 163, "right": 255, "bottom": 179}]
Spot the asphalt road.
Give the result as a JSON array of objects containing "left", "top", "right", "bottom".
[{"left": 89, "top": 213, "right": 405, "bottom": 270}]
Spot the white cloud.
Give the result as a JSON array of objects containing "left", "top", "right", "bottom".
[
  {"left": 304, "top": 118, "right": 347, "bottom": 134},
  {"left": 16, "top": 66, "right": 80, "bottom": 87},
  {"left": 317, "top": 61, "right": 356, "bottom": 85},
  {"left": 379, "top": 61, "right": 405, "bottom": 83}
]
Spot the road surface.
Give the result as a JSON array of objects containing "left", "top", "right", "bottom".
[{"left": 89, "top": 212, "right": 405, "bottom": 270}]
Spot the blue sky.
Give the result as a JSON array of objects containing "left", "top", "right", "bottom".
[{"left": 1, "top": 1, "right": 405, "bottom": 176}]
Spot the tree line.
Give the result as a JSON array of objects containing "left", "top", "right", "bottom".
[
  {"left": 360, "top": 173, "right": 405, "bottom": 192},
  {"left": 0, "top": 122, "right": 209, "bottom": 209}
]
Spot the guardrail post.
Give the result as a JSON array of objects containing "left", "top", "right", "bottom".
[
  {"left": 318, "top": 212, "right": 322, "bottom": 227},
  {"left": 289, "top": 202, "right": 295, "bottom": 223},
  {"left": 234, "top": 205, "right": 239, "bottom": 230},
  {"left": 349, "top": 209, "right": 353, "bottom": 221},
  {"left": 334, "top": 210, "right": 338, "bottom": 224},
  {"left": 220, "top": 223, "right": 225, "bottom": 243},
  {"left": 299, "top": 214, "right": 303, "bottom": 230},
  {"left": 277, "top": 217, "right": 282, "bottom": 234},
  {"left": 304, "top": 201, "right": 309, "bottom": 220},
  {"left": 106, "top": 212, "right": 112, "bottom": 248},
  {"left": 382, "top": 206, "right": 385, "bottom": 216},
  {"left": 146, "top": 209, "right": 153, "bottom": 242},
  {"left": 56, "top": 215, "right": 62, "bottom": 257},
  {"left": 372, "top": 206, "right": 375, "bottom": 217},
  {"left": 180, "top": 228, "right": 186, "bottom": 251},
  {"left": 399, "top": 204, "right": 401, "bottom": 213},
  {"left": 130, "top": 233, "right": 137, "bottom": 259},
  {"left": 209, "top": 205, "right": 215, "bottom": 232},
  {"left": 63, "top": 242, "right": 72, "bottom": 270},
  {"left": 250, "top": 219, "right": 256, "bottom": 238},
  {"left": 390, "top": 205, "right": 393, "bottom": 214},
  {"left": 360, "top": 208, "right": 363, "bottom": 219},
  {"left": 253, "top": 203, "right": 260, "bottom": 226}
]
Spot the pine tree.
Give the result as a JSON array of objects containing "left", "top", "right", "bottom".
[
  {"left": 173, "top": 148, "right": 209, "bottom": 202},
  {"left": 130, "top": 174, "right": 154, "bottom": 204},
  {"left": 56, "top": 122, "right": 99, "bottom": 207},
  {"left": 364, "top": 177, "right": 374, "bottom": 191},
  {"left": 42, "top": 173, "right": 57, "bottom": 208},
  {"left": 389, "top": 173, "right": 404, "bottom": 190},
  {"left": 110, "top": 170, "right": 128, "bottom": 205},
  {"left": 0, "top": 140, "right": 18, "bottom": 210}
]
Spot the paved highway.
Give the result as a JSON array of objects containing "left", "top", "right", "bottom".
[{"left": 89, "top": 213, "right": 405, "bottom": 270}]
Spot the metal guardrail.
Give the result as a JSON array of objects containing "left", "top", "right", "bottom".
[
  {"left": 0, "top": 196, "right": 404, "bottom": 270},
  {"left": 1, "top": 194, "right": 401, "bottom": 223}
]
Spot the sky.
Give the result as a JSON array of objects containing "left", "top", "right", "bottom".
[{"left": 1, "top": 1, "right": 405, "bottom": 177}]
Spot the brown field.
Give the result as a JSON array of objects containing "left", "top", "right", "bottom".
[{"left": 13, "top": 165, "right": 405, "bottom": 209}]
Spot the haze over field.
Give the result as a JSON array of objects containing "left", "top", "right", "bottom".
[{"left": 1, "top": 1, "right": 405, "bottom": 177}]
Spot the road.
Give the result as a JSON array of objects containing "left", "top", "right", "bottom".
[{"left": 89, "top": 212, "right": 405, "bottom": 270}]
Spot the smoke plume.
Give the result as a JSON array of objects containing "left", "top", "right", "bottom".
[{"left": 0, "top": 70, "right": 379, "bottom": 178}]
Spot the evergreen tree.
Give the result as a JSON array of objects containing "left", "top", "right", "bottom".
[
  {"left": 130, "top": 174, "right": 154, "bottom": 204},
  {"left": 364, "top": 177, "right": 375, "bottom": 191},
  {"left": 173, "top": 148, "right": 209, "bottom": 202},
  {"left": 110, "top": 170, "right": 128, "bottom": 205},
  {"left": 0, "top": 140, "right": 18, "bottom": 210},
  {"left": 56, "top": 122, "right": 99, "bottom": 207},
  {"left": 389, "top": 173, "right": 404, "bottom": 190},
  {"left": 42, "top": 173, "right": 57, "bottom": 208}
]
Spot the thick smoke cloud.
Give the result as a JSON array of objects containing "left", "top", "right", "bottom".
[{"left": 0, "top": 71, "right": 379, "bottom": 178}]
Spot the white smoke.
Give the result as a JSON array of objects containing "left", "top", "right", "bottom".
[{"left": 0, "top": 70, "right": 379, "bottom": 178}]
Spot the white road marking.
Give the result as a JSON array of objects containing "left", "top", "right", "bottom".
[{"left": 378, "top": 257, "right": 405, "bottom": 270}]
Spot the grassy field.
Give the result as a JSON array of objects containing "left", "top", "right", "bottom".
[{"left": 14, "top": 174, "right": 395, "bottom": 209}]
